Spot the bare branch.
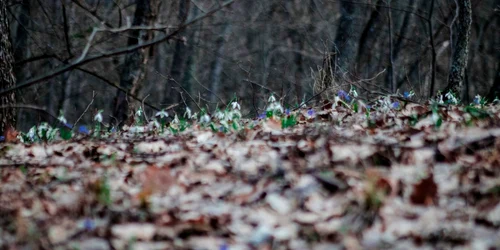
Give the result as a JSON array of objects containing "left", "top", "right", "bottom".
[{"left": 0, "top": 0, "right": 237, "bottom": 97}]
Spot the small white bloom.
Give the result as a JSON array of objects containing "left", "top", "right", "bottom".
[
  {"left": 27, "top": 126, "right": 36, "bottom": 140},
  {"left": 268, "top": 95, "right": 276, "bottom": 103},
  {"left": 155, "top": 109, "right": 169, "bottom": 119},
  {"left": 199, "top": 114, "right": 211, "bottom": 124},
  {"left": 58, "top": 114, "right": 67, "bottom": 124},
  {"left": 231, "top": 101, "right": 241, "bottom": 110},
  {"left": 445, "top": 91, "right": 458, "bottom": 104},
  {"left": 135, "top": 107, "right": 143, "bottom": 117},
  {"left": 349, "top": 86, "right": 358, "bottom": 98},
  {"left": 438, "top": 95, "right": 444, "bottom": 104},
  {"left": 172, "top": 114, "right": 180, "bottom": 124},
  {"left": 184, "top": 107, "right": 192, "bottom": 119},
  {"left": 214, "top": 110, "right": 225, "bottom": 120},
  {"left": 266, "top": 102, "right": 283, "bottom": 114},
  {"left": 94, "top": 110, "right": 103, "bottom": 123}
]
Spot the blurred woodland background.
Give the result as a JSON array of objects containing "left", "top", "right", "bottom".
[{"left": 0, "top": 0, "right": 499, "bottom": 131}]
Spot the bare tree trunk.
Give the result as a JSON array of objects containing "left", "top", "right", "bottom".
[
  {"left": 0, "top": 0, "right": 17, "bottom": 134},
  {"left": 486, "top": 15, "right": 500, "bottom": 101},
  {"left": 13, "top": 0, "right": 30, "bottom": 80},
  {"left": 209, "top": 23, "right": 231, "bottom": 106},
  {"left": 333, "top": 1, "right": 363, "bottom": 79},
  {"left": 113, "top": 0, "right": 156, "bottom": 126},
  {"left": 164, "top": 0, "right": 190, "bottom": 107},
  {"left": 443, "top": 0, "right": 472, "bottom": 97},
  {"left": 356, "top": 0, "right": 383, "bottom": 80},
  {"left": 387, "top": 0, "right": 395, "bottom": 93},
  {"left": 181, "top": 6, "right": 200, "bottom": 106}
]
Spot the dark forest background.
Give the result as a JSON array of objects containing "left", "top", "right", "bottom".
[{"left": 3, "top": 0, "right": 499, "bottom": 130}]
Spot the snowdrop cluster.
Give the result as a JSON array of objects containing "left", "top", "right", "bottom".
[{"left": 266, "top": 95, "right": 284, "bottom": 114}]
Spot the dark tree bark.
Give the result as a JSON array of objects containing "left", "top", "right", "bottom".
[
  {"left": 163, "top": 0, "right": 190, "bottom": 107},
  {"left": 333, "top": 1, "right": 363, "bottom": 79},
  {"left": 356, "top": 0, "right": 383, "bottom": 79},
  {"left": 443, "top": 0, "right": 472, "bottom": 97},
  {"left": 209, "top": 23, "right": 231, "bottom": 105},
  {"left": 0, "top": 0, "right": 17, "bottom": 134},
  {"left": 113, "top": 0, "right": 156, "bottom": 126},
  {"left": 486, "top": 15, "right": 500, "bottom": 101}
]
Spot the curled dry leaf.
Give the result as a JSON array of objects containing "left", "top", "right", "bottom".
[{"left": 410, "top": 173, "right": 438, "bottom": 206}]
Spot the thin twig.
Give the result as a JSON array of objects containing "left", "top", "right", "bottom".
[
  {"left": 141, "top": 94, "right": 150, "bottom": 123},
  {"left": 72, "top": 91, "right": 96, "bottom": 128}
]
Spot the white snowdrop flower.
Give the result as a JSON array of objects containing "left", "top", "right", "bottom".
[
  {"left": 94, "top": 110, "right": 103, "bottom": 123},
  {"left": 437, "top": 95, "right": 444, "bottom": 105},
  {"left": 155, "top": 109, "right": 169, "bottom": 119},
  {"left": 214, "top": 110, "right": 225, "bottom": 120},
  {"left": 267, "top": 102, "right": 284, "bottom": 114},
  {"left": 200, "top": 114, "right": 211, "bottom": 124},
  {"left": 27, "top": 126, "right": 36, "bottom": 140},
  {"left": 58, "top": 114, "right": 67, "bottom": 124},
  {"left": 37, "top": 123, "right": 49, "bottom": 138},
  {"left": 445, "top": 91, "right": 458, "bottom": 104},
  {"left": 184, "top": 107, "right": 192, "bottom": 119},
  {"left": 231, "top": 101, "right": 241, "bottom": 110},
  {"left": 268, "top": 95, "right": 276, "bottom": 103},
  {"left": 135, "top": 107, "right": 143, "bottom": 117},
  {"left": 172, "top": 114, "right": 180, "bottom": 124},
  {"left": 349, "top": 86, "right": 358, "bottom": 98},
  {"left": 332, "top": 96, "right": 340, "bottom": 108}
]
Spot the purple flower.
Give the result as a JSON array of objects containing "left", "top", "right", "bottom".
[
  {"left": 78, "top": 125, "right": 89, "bottom": 134},
  {"left": 391, "top": 101, "right": 400, "bottom": 109},
  {"left": 338, "top": 90, "right": 351, "bottom": 101},
  {"left": 307, "top": 109, "right": 315, "bottom": 118},
  {"left": 0, "top": 136, "right": 4, "bottom": 142},
  {"left": 258, "top": 113, "right": 266, "bottom": 119},
  {"left": 285, "top": 109, "right": 291, "bottom": 116},
  {"left": 64, "top": 123, "right": 73, "bottom": 129},
  {"left": 83, "top": 218, "right": 95, "bottom": 231},
  {"left": 219, "top": 244, "right": 229, "bottom": 250}
]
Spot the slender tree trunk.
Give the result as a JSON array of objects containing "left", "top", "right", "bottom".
[
  {"left": 333, "top": 1, "right": 363, "bottom": 80},
  {"left": 387, "top": 0, "right": 395, "bottom": 93},
  {"left": 113, "top": 0, "right": 156, "bottom": 126},
  {"left": 164, "top": 0, "right": 190, "bottom": 107},
  {"left": 181, "top": 7, "right": 200, "bottom": 104},
  {"left": 486, "top": 15, "right": 500, "bottom": 101},
  {"left": 443, "top": 0, "right": 472, "bottom": 97},
  {"left": 209, "top": 23, "right": 231, "bottom": 105},
  {"left": 0, "top": 0, "right": 17, "bottom": 134}
]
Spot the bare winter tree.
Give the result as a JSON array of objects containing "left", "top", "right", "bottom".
[
  {"left": 0, "top": 0, "right": 16, "bottom": 134},
  {"left": 113, "top": 0, "right": 157, "bottom": 126},
  {"left": 443, "top": 0, "right": 472, "bottom": 98}
]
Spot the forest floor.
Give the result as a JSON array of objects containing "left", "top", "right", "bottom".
[{"left": 1, "top": 101, "right": 500, "bottom": 250}]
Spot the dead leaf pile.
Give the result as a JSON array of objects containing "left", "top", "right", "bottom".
[{"left": 1, "top": 103, "right": 500, "bottom": 249}]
